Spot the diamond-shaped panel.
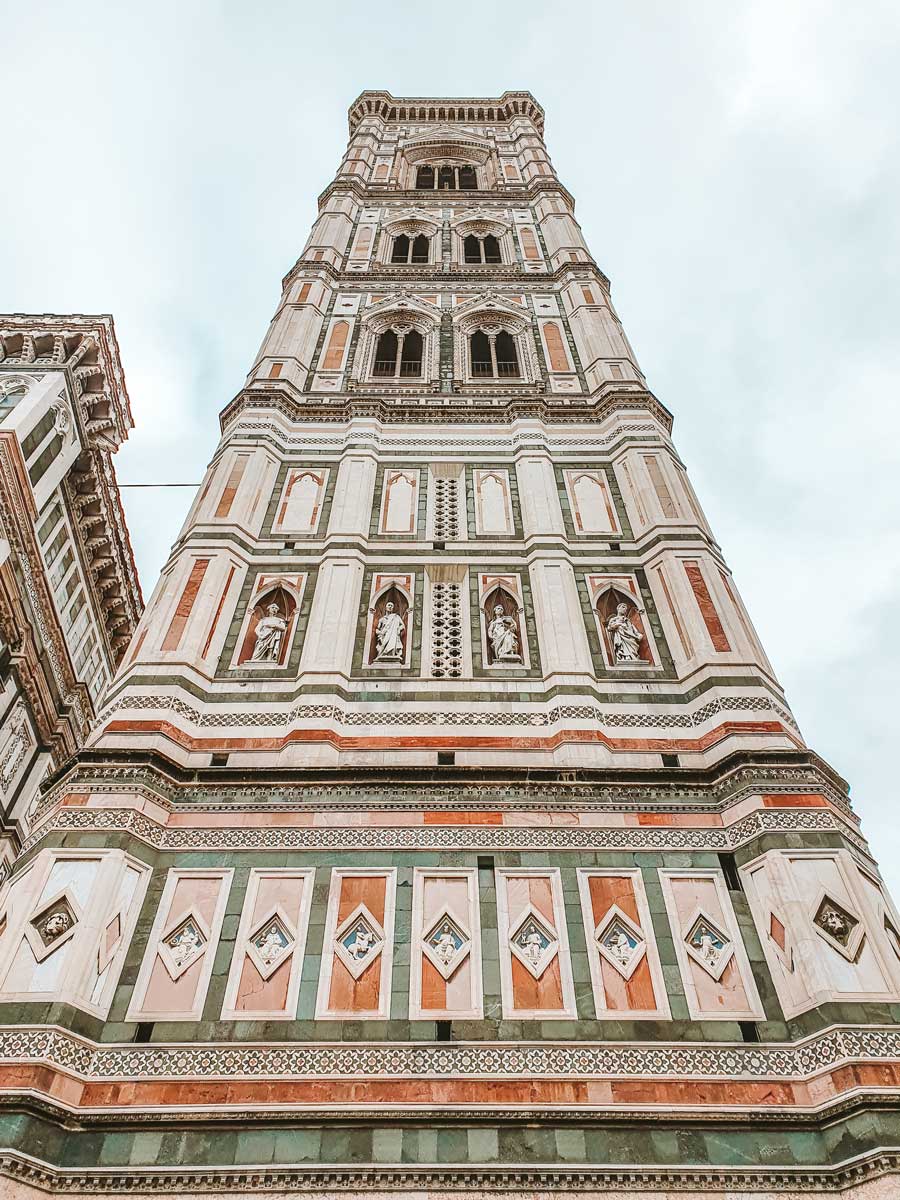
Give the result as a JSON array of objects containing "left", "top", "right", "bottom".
[
  {"left": 812, "top": 893, "right": 864, "bottom": 961},
  {"left": 159, "top": 911, "right": 209, "bottom": 980},
  {"left": 509, "top": 905, "right": 558, "bottom": 980},
  {"left": 595, "top": 905, "right": 646, "bottom": 980},
  {"left": 247, "top": 908, "right": 295, "bottom": 980},
  {"left": 334, "top": 903, "right": 384, "bottom": 980},
  {"left": 684, "top": 910, "right": 734, "bottom": 981},
  {"left": 25, "top": 890, "right": 80, "bottom": 963},
  {"left": 423, "top": 908, "right": 471, "bottom": 981}
]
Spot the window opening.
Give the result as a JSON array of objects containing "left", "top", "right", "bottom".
[
  {"left": 373, "top": 329, "right": 423, "bottom": 379},
  {"left": 391, "top": 234, "right": 410, "bottom": 263},
  {"left": 416, "top": 165, "right": 434, "bottom": 189},
  {"left": 391, "top": 233, "right": 430, "bottom": 264},
  {"left": 458, "top": 164, "right": 477, "bottom": 189},
  {"left": 438, "top": 165, "right": 455, "bottom": 190}
]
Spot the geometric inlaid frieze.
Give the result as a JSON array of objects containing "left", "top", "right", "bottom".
[
  {"left": 158, "top": 910, "right": 210, "bottom": 981},
  {"left": 333, "top": 903, "right": 384, "bottom": 980},
  {"left": 812, "top": 892, "right": 864, "bottom": 961},
  {"left": 508, "top": 904, "right": 558, "bottom": 980},
  {"left": 683, "top": 908, "right": 734, "bottom": 981},
  {"left": 3, "top": 1023, "right": 900, "bottom": 1082},
  {"left": 246, "top": 906, "right": 295, "bottom": 980},
  {"left": 22, "top": 805, "right": 854, "bottom": 860},
  {"left": 594, "top": 905, "right": 646, "bottom": 980},
  {"left": 422, "top": 907, "right": 470, "bottom": 981},
  {"left": 24, "top": 890, "right": 80, "bottom": 963}
]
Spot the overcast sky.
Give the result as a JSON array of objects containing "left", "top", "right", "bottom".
[{"left": 4, "top": 2, "right": 900, "bottom": 892}]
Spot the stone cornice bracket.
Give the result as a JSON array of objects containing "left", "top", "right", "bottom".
[
  {"left": 348, "top": 91, "right": 546, "bottom": 135},
  {"left": 0, "top": 315, "right": 132, "bottom": 452}
]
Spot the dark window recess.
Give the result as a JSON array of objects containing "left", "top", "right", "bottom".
[
  {"left": 438, "top": 165, "right": 454, "bottom": 190},
  {"left": 211, "top": 753, "right": 229, "bottom": 767},
  {"left": 391, "top": 233, "right": 410, "bottom": 263},
  {"left": 739, "top": 1021, "right": 760, "bottom": 1043},
  {"left": 608, "top": 541, "right": 620, "bottom": 551},
  {"left": 411, "top": 234, "right": 429, "bottom": 263},
  {"left": 432, "top": 540, "right": 446, "bottom": 551},
  {"left": 477, "top": 855, "right": 494, "bottom": 874},
  {"left": 134, "top": 1022, "right": 154, "bottom": 1043},
  {"left": 718, "top": 853, "right": 743, "bottom": 892},
  {"left": 458, "top": 165, "right": 477, "bottom": 189},
  {"left": 435, "top": 1020, "right": 452, "bottom": 1041},
  {"left": 661, "top": 752, "right": 679, "bottom": 768},
  {"left": 416, "top": 165, "right": 434, "bottom": 189},
  {"left": 437, "top": 751, "right": 455, "bottom": 766}
]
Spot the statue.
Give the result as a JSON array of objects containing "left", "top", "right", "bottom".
[
  {"left": 374, "top": 600, "right": 405, "bottom": 661},
  {"left": 250, "top": 602, "right": 288, "bottom": 663},
  {"left": 606, "top": 602, "right": 644, "bottom": 663},
  {"left": 487, "top": 604, "right": 521, "bottom": 662}
]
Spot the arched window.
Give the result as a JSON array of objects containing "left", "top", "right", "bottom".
[
  {"left": 0, "top": 387, "right": 26, "bottom": 423},
  {"left": 458, "top": 164, "right": 477, "bottom": 189},
  {"left": 470, "top": 330, "right": 493, "bottom": 377},
  {"left": 391, "top": 234, "right": 410, "bottom": 263},
  {"left": 468, "top": 329, "right": 521, "bottom": 379},
  {"left": 400, "top": 329, "right": 423, "bottom": 376},
  {"left": 416, "top": 165, "right": 434, "bottom": 189},
  {"left": 390, "top": 232, "right": 430, "bottom": 264},
  {"left": 373, "top": 328, "right": 423, "bottom": 379},
  {"left": 495, "top": 331, "right": 519, "bottom": 377},
  {"left": 464, "top": 235, "right": 482, "bottom": 264},
  {"left": 482, "top": 234, "right": 501, "bottom": 263},
  {"left": 463, "top": 233, "right": 503, "bottom": 265},
  {"left": 373, "top": 330, "right": 398, "bottom": 376},
  {"left": 438, "top": 165, "right": 454, "bottom": 190}
]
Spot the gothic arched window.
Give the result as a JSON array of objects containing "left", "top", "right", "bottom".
[
  {"left": 391, "top": 234, "right": 410, "bottom": 264},
  {"left": 458, "top": 164, "right": 477, "bottom": 190},
  {"left": 483, "top": 234, "right": 501, "bottom": 263},
  {"left": 495, "top": 330, "right": 519, "bottom": 377},
  {"left": 416, "top": 165, "right": 434, "bottom": 189},
  {"left": 464, "top": 235, "right": 482, "bottom": 264},
  {"left": 469, "top": 329, "right": 520, "bottom": 379},
  {"left": 438, "top": 166, "right": 454, "bottom": 190},
  {"left": 470, "top": 330, "right": 493, "bottom": 377},
  {"left": 390, "top": 233, "right": 430, "bottom": 264},
  {"left": 373, "top": 328, "right": 423, "bottom": 379}
]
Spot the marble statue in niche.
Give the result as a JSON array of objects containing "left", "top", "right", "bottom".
[
  {"left": 250, "top": 603, "right": 288, "bottom": 663},
  {"left": 375, "top": 601, "right": 405, "bottom": 662},
  {"left": 487, "top": 604, "right": 521, "bottom": 662},
  {"left": 607, "top": 602, "right": 645, "bottom": 663}
]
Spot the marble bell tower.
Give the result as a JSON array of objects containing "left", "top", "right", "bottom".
[{"left": 1, "top": 92, "right": 899, "bottom": 1200}]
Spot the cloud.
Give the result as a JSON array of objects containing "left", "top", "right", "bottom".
[{"left": 3, "top": 1, "right": 899, "bottom": 896}]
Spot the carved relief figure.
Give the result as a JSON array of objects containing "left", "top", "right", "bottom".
[
  {"left": 607, "top": 602, "right": 644, "bottom": 663},
  {"left": 433, "top": 924, "right": 458, "bottom": 966},
  {"left": 519, "top": 923, "right": 545, "bottom": 967},
  {"left": 605, "top": 929, "right": 634, "bottom": 967},
  {"left": 346, "top": 925, "right": 375, "bottom": 960},
  {"left": 256, "top": 924, "right": 287, "bottom": 966},
  {"left": 375, "top": 601, "right": 405, "bottom": 662},
  {"left": 250, "top": 603, "right": 288, "bottom": 663},
  {"left": 42, "top": 911, "right": 71, "bottom": 941},
  {"left": 169, "top": 923, "right": 202, "bottom": 967},
  {"left": 488, "top": 604, "right": 521, "bottom": 662},
  {"left": 819, "top": 906, "right": 853, "bottom": 944}
]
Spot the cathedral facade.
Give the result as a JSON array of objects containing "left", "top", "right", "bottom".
[{"left": 0, "top": 92, "right": 898, "bottom": 1198}]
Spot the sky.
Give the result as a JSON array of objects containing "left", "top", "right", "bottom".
[{"left": 3, "top": 2, "right": 900, "bottom": 891}]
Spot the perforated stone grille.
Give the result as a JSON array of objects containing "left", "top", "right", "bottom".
[
  {"left": 433, "top": 477, "right": 460, "bottom": 540},
  {"left": 431, "top": 582, "right": 463, "bottom": 679}
]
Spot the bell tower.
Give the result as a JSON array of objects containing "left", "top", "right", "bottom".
[{"left": 1, "top": 92, "right": 899, "bottom": 1200}]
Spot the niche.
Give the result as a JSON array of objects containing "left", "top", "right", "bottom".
[
  {"left": 368, "top": 585, "right": 410, "bottom": 666},
  {"left": 483, "top": 586, "right": 523, "bottom": 666},
  {"left": 595, "top": 587, "right": 653, "bottom": 666},
  {"left": 237, "top": 587, "right": 297, "bottom": 667}
]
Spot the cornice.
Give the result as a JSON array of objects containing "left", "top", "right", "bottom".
[
  {"left": 220, "top": 389, "right": 673, "bottom": 436},
  {"left": 36, "top": 746, "right": 852, "bottom": 816},
  {"left": 315, "top": 175, "right": 578, "bottom": 222},
  {"left": 348, "top": 90, "right": 546, "bottom": 135}
]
